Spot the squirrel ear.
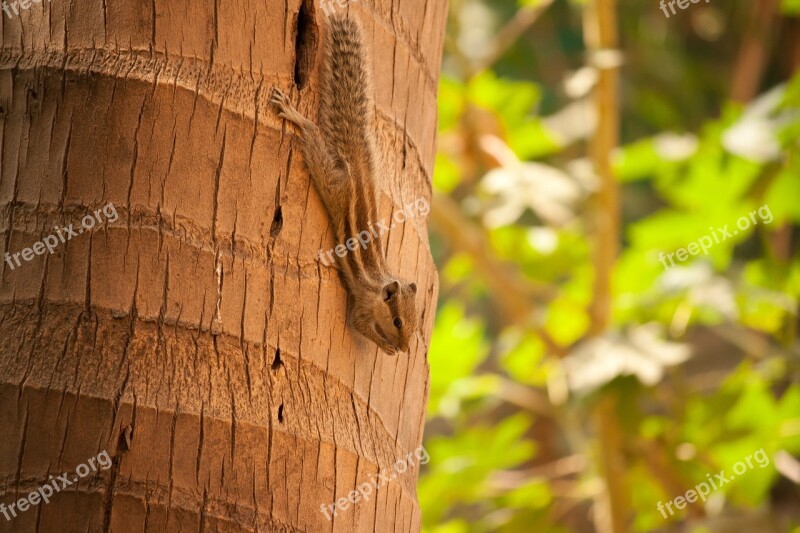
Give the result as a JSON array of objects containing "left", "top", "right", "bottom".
[
  {"left": 382, "top": 280, "right": 400, "bottom": 301},
  {"left": 409, "top": 282, "right": 417, "bottom": 294}
]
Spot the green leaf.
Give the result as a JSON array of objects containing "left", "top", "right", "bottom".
[
  {"left": 501, "top": 331, "right": 547, "bottom": 386},
  {"left": 438, "top": 77, "right": 466, "bottom": 132},
  {"left": 428, "top": 303, "right": 490, "bottom": 417},
  {"left": 434, "top": 153, "right": 462, "bottom": 194},
  {"left": 764, "top": 165, "right": 800, "bottom": 224},
  {"left": 781, "top": 0, "right": 800, "bottom": 15},
  {"left": 467, "top": 72, "right": 541, "bottom": 129},
  {"left": 508, "top": 120, "right": 562, "bottom": 160}
]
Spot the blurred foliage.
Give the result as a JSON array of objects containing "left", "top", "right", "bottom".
[{"left": 421, "top": 0, "right": 800, "bottom": 531}]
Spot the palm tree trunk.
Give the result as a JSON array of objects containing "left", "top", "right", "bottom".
[{"left": 0, "top": 0, "right": 445, "bottom": 531}]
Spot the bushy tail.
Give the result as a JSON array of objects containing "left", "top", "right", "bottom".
[{"left": 319, "top": 15, "right": 373, "bottom": 160}]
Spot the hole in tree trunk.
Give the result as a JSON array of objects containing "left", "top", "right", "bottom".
[
  {"left": 293, "top": 0, "right": 318, "bottom": 90},
  {"left": 278, "top": 404, "right": 285, "bottom": 423},
  {"left": 271, "top": 348, "right": 282, "bottom": 370},
  {"left": 270, "top": 206, "right": 283, "bottom": 238},
  {"left": 119, "top": 425, "right": 134, "bottom": 451}
]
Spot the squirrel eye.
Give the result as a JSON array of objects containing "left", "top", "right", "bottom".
[{"left": 393, "top": 318, "right": 403, "bottom": 329}]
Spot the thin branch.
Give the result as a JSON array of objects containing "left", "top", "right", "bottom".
[
  {"left": 730, "top": 0, "right": 778, "bottom": 103},
  {"left": 492, "top": 376, "right": 555, "bottom": 418},
  {"left": 635, "top": 438, "right": 705, "bottom": 520},
  {"left": 470, "top": 0, "right": 556, "bottom": 76},
  {"left": 489, "top": 454, "right": 587, "bottom": 488}
]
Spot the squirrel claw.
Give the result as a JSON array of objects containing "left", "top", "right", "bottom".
[
  {"left": 381, "top": 342, "right": 401, "bottom": 356},
  {"left": 271, "top": 89, "right": 288, "bottom": 109}
]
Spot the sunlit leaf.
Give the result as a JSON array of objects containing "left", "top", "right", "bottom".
[{"left": 428, "top": 303, "right": 490, "bottom": 417}]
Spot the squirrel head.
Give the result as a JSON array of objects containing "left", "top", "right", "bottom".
[{"left": 373, "top": 279, "right": 418, "bottom": 354}]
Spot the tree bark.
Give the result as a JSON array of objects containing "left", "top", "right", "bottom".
[{"left": 0, "top": 0, "right": 445, "bottom": 531}]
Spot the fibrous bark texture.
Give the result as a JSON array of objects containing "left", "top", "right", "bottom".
[{"left": 0, "top": 0, "right": 445, "bottom": 531}]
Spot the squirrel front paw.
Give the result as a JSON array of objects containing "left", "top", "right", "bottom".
[
  {"left": 271, "top": 88, "right": 305, "bottom": 126},
  {"left": 352, "top": 322, "right": 400, "bottom": 356},
  {"left": 380, "top": 343, "right": 398, "bottom": 357}
]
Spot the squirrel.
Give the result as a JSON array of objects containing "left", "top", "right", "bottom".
[{"left": 271, "top": 14, "right": 419, "bottom": 356}]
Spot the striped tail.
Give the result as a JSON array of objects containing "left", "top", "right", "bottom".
[
  {"left": 319, "top": 15, "right": 374, "bottom": 162},
  {"left": 318, "top": 15, "right": 386, "bottom": 285}
]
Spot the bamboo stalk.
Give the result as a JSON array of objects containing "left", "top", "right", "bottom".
[{"left": 583, "top": 0, "right": 628, "bottom": 531}]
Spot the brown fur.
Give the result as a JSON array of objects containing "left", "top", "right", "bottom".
[{"left": 271, "top": 15, "right": 418, "bottom": 355}]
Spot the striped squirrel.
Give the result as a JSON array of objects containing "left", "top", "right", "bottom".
[{"left": 271, "top": 15, "right": 418, "bottom": 356}]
